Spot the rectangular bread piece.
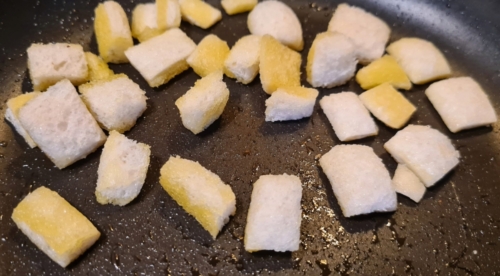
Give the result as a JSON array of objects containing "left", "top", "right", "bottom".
[
  {"left": 265, "top": 86, "right": 318, "bottom": 122},
  {"left": 224, "top": 34, "right": 261, "bottom": 84},
  {"left": 5, "top": 92, "right": 42, "bottom": 148},
  {"left": 392, "top": 164, "right": 426, "bottom": 203}
]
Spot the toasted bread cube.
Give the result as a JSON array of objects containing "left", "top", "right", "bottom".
[
  {"left": 265, "top": 86, "right": 318, "bottom": 122},
  {"left": 425, "top": 77, "right": 497, "bottom": 133},
  {"left": 96, "top": 131, "right": 151, "bottom": 206},
  {"left": 356, "top": 55, "right": 412, "bottom": 90},
  {"left": 159, "top": 156, "right": 236, "bottom": 239},
  {"left": 244, "top": 174, "right": 302, "bottom": 252},
  {"left": 387, "top": 38, "right": 451, "bottom": 84},
  {"left": 131, "top": 3, "right": 163, "bottom": 42},
  {"left": 79, "top": 74, "right": 147, "bottom": 133},
  {"left": 359, "top": 83, "right": 416, "bottom": 129},
  {"left": 18, "top": 80, "right": 106, "bottom": 169},
  {"left": 306, "top": 32, "right": 357, "bottom": 88},
  {"left": 224, "top": 35, "right": 261, "bottom": 84},
  {"left": 5, "top": 92, "right": 41, "bottom": 148},
  {"left": 157, "top": 0, "right": 182, "bottom": 31},
  {"left": 221, "top": 0, "right": 257, "bottom": 15},
  {"left": 259, "top": 35, "right": 301, "bottom": 94},
  {"left": 125, "top": 28, "right": 196, "bottom": 87},
  {"left": 392, "top": 164, "right": 426, "bottom": 203},
  {"left": 11, "top": 186, "right": 100, "bottom": 268},
  {"left": 175, "top": 71, "right": 229, "bottom": 134},
  {"left": 27, "top": 43, "right": 88, "bottom": 91},
  {"left": 179, "top": 0, "right": 222, "bottom": 29},
  {"left": 320, "top": 92, "right": 378, "bottom": 141},
  {"left": 384, "top": 125, "right": 460, "bottom": 187},
  {"left": 85, "top": 52, "right": 114, "bottom": 82},
  {"left": 187, "top": 34, "right": 230, "bottom": 77},
  {"left": 328, "top": 3, "right": 390, "bottom": 64},
  {"left": 94, "top": 1, "right": 133, "bottom": 63},
  {"left": 319, "top": 145, "right": 397, "bottom": 217},
  {"left": 247, "top": 1, "right": 303, "bottom": 51}
]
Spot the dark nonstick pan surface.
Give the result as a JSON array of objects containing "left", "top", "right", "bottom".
[{"left": 0, "top": 0, "right": 499, "bottom": 275}]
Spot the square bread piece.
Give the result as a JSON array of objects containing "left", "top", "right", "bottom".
[
  {"left": 179, "top": 0, "right": 222, "bottom": 29},
  {"left": 175, "top": 71, "right": 229, "bottom": 134},
  {"left": 244, "top": 174, "right": 302, "bottom": 252},
  {"left": 94, "top": 1, "right": 133, "bottom": 63},
  {"left": 387, "top": 38, "right": 451, "bottom": 84},
  {"left": 221, "top": 0, "right": 257, "bottom": 15},
  {"left": 384, "top": 124, "right": 460, "bottom": 187},
  {"left": 12, "top": 186, "right": 100, "bottom": 268},
  {"left": 320, "top": 92, "right": 378, "bottom": 142},
  {"left": 125, "top": 28, "right": 196, "bottom": 87},
  {"left": 5, "top": 92, "right": 41, "bottom": 148},
  {"left": 265, "top": 86, "right": 319, "bottom": 122},
  {"left": 392, "top": 164, "right": 426, "bottom": 203},
  {"left": 18, "top": 79, "right": 106, "bottom": 169},
  {"left": 355, "top": 55, "right": 412, "bottom": 90},
  {"left": 425, "top": 77, "right": 497, "bottom": 133},
  {"left": 159, "top": 156, "right": 236, "bottom": 239},
  {"left": 79, "top": 74, "right": 148, "bottom": 133},
  {"left": 224, "top": 35, "right": 261, "bottom": 84},
  {"left": 157, "top": 0, "right": 182, "bottom": 32},
  {"left": 359, "top": 83, "right": 416, "bottom": 129},
  {"left": 131, "top": 3, "right": 162, "bottom": 43},
  {"left": 96, "top": 131, "right": 151, "bottom": 206},
  {"left": 319, "top": 145, "right": 397, "bottom": 217},
  {"left": 27, "top": 43, "right": 88, "bottom": 91},
  {"left": 259, "top": 35, "right": 301, "bottom": 94},
  {"left": 327, "top": 3, "right": 390, "bottom": 64},
  {"left": 306, "top": 32, "right": 357, "bottom": 88},
  {"left": 187, "top": 34, "right": 230, "bottom": 77},
  {"left": 85, "top": 52, "right": 114, "bottom": 82}
]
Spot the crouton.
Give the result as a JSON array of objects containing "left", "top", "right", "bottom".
[
  {"left": 187, "top": 34, "right": 230, "bottom": 77},
  {"left": 179, "top": 0, "right": 222, "bottom": 29},
  {"left": 85, "top": 52, "right": 114, "bottom": 82},
  {"left": 131, "top": 3, "right": 163, "bottom": 42},
  {"left": 5, "top": 92, "right": 41, "bottom": 148},
  {"left": 355, "top": 55, "right": 412, "bottom": 90},
  {"left": 392, "top": 164, "right": 426, "bottom": 203},
  {"left": 221, "top": 0, "right": 257, "bottom": 15},
  {"left": 265, "top": 86, "right": 318, "bottom": 122},
  {"left": 157, "top": 0, "right": 182, "bottom": 31},
  {"left": 224, "top": 35, "right": 261, "bottom": 84}
]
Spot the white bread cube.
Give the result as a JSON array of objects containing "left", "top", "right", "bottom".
[
  {"left": 94, "top": 1, "right": 133, "bottom": 63},
  {"left": 157, "top": 0, "right": 182, "bottom": 31},
  {"left": 96, "top": 131, "right": 151, "bottom": 206},
  {"left": 387, "top": 38, "right": 451, "bottom": 84},
  {"left": 306, "top": 32, "right": 357, "bottom": 88},
  {"left": 125, "top": 28, "right": 196, "bottom": 87},
  {"left": 425, "top": 77, "right": 497, "bottom": 133},
  {"left": 384, "top": 125, "right": 460, "bottom": 187},
  {"left": 187, "top": 34, "right": 230, "bottom": 77},
  {"left": 27, "top": 43, "right": 88, "bottom": 91},
  {"left": 12, "top": 186, "right": 100, "bottom": 268},
  {"left": 159, "top": 156, "right": 236, "bottom": 239},
  {"left": 224, "top": 35, "right": 261, "bottom": 84},
  {"left": 131, "top": 3, "right": 162, "bottom": 43},
  {"left": 18, "top": 79, "right": 106, "bottom": 169},
  {"left": 265, "top": 86, "right": 318, "bottom": 122},
  {"left": 179, "top": 0, "right": 222, "bottom": 29},
  {"left": 392, "top": 164, "right": 426, "bottom": 203},
  {"left": 244, "top": 174, "right": 302, "bottom": 252},
  {"left": 327, "top": 3, "right": 390, "bottom": 64},
  {"left": 319, "top": 145, "right": 397, "bottom": 217},
  {"left": 247, "top": 0, "right": 303, "bottom": 51},
  {"left": 221, "top": 0, "right": 257, "bottom": 15},
  {"left": 175, "top": 71, "right": 229, "bottom": 134},
  {"left": 5, "top": 92, "right": 41, "bottom": 148},
  {"left": 320, "top": 92, "right": 378, "bottom": 141},
  {"left": 79, "top": 74, "right": 147, "bottom": 133},
  {"left": 85, "top": 52, "right": 114, "bottom": 82}
]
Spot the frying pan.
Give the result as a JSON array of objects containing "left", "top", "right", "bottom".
[{"left": 0, "top": 0, "right": 499, "bottom": 274}]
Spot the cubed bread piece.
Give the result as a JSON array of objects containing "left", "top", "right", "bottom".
[
  {"left": 247, "top": 0, "right": 303, "bottom": 51},
  {"left": 18, "top": 79, "right": 106, "bottom": 169},
  {"left": 179, "top": 0, "right": 222, "bottom": 29},
  {"left": 85, "top": 52, "right": 114, "bottom": 82},
  {"left": 259, "top": 35, "right": 301, "bottom": 94},
  {"left": 320, "top": 92, "right": 378, "bottom": 141},
  {"left": 356, "top": 55, "right": 412, "bottom": 90},
  {"left": 224, "top": 35, "right": 261, "bottom": 84},
  {"left": 125, "top": 28, "right": 196, "bottom": 87},
  {"left": 425, "top": 77, "right": 497, "bottom": 133},
  {"left": 96, "top": 131, "right": 151, "bottom": 206},
  {"left": 221, "top": 0, "right": 257, "bottom": 15},
  {"left": 187, "top": 34, "right": 230, "bottom": 77},
  {"left": 175, "top": 71, "right": 229, "bottom": 134},
  {"left": 159, "top": 156, "right": 236, "bottom": 239},
  {"left": 392, "top": 164, "right": 426, "bottom": 203},
  {"left": 79, "top": 74, "right": 147, "bottom": 133},
  {"left": 157, "top": 0, "right": 181, "bottom": 31},
  {"left": 387, "top": 38, "right": 451, "bottom": 84},
  {"left": 132, "top": 3, "right": 162, "bottom": 42},
  {"left": 94, "top": 1, "right": 133, "bottom": 63},
  {"left": 265, "top": 86, "right": 318, "bottom": 122},
  {"left": 5, "top": 92, "right": 41, "bottom": 148},
  {"left": 244, "top": 174, "right": 302, "bottom": 252},
  {"left": 327, "top": 3, "right": 390, "bottom": 64},
  {"left": 11, "top": 186, "right": 100, "bottom": 268},
  {"left": 319, "top": 145, "right": 397, "bottom": 217},
  {"left": 306, "top": 32, "right": 357, "bottom": 88},
  {"left": 27, "top": 43, "right": 88, "bottom": 91},
  {"left": 384, "top": 125, "right": 460, "bottom": 187},
  {"left": 359, "top": 83, "right": 416, "bottom": 129}
]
